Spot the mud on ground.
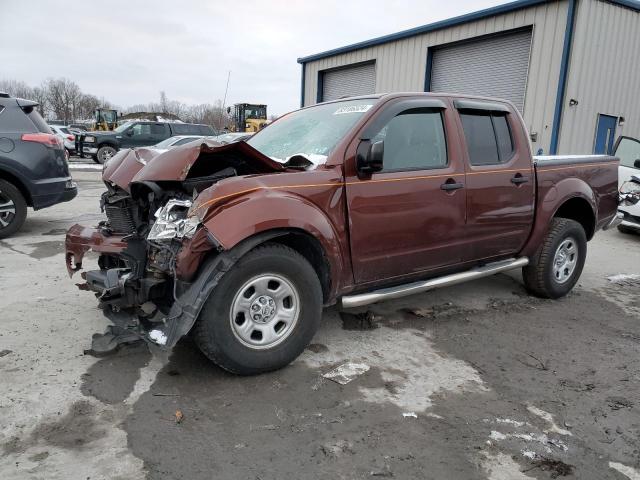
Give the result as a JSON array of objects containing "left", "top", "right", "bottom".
[{"left": 1, "top": 171, "right": 639, "bottom": 480}]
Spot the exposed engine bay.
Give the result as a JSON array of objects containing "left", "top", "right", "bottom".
[{"left": 66, "top": 140, "right": 291, "bottom": 351}]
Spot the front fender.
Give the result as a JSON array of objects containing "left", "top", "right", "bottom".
[{"left": 203, "top": 189, "right": 346, "bottom": 295}]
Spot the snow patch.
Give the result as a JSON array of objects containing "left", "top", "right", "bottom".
[
  {"left": 490, "top": 431, "right": 507, "bottom": 441},
  {"left": 481, "top": 452, "right": 536, "bottom": 480},
  {"left": 527, "top": 405, "right": 572, "bottom": 436},
  {"left": 302, "top": 325, "right": 486, "bottom": 412},
  {"left": 148, "top": 329, "right": 167, "bottom": 346},
  {"left": 496, "top": 418, "right": 526, "bottom": 427},
  {"left": 322, "top": 363, "right": 369, "bottom": 385},
  {"left": 606, "top": 273, "right": 640, "bottom": 283},
  {"left": 610, "top": 462, "right": 640, "bottom": 480}
]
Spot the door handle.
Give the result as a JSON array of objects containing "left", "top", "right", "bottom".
[
  {"left": 440, "top": 179, "right": 464, "bottom": 191},
  {"left": 511, "top": 174, "right": 529, "bottom": 185}
]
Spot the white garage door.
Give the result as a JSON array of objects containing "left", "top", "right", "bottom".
[
  {"left": 322, "top": 62, "right": 376, "bottom": 102},
  {"left": 431, "top": 30, "right": 532, "bottom": 112}
]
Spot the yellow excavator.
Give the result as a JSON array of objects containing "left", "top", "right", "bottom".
[
  {"left": 92, "top": 108, "right": 118, "bottom": 131},
  {"left": 230, "top": 103, "right": 268, "bottom": 132}
]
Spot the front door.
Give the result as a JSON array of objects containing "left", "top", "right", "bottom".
[
  {"left": 346, "top": 99, "right": 467, "bottom": 285},
  {"left": 594, "top": 114, "right": 618, "bottom": 154},
  {"left": 120, "top": 123, "right": 154, "bottom": 148},
  {"left": 456, "top": 104, "right": 535, "bottom": 261}
]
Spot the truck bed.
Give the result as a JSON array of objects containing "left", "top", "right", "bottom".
[{"left": 533, "top": 154, "right": 619, "bottom": 235}]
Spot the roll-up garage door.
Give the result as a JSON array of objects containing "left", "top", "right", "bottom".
[
  {"left": 430, "top": 29, "right": 532, "bottom": 112},
  {"left": 321, "top": 62, "right": 376, "bottom": 102}
]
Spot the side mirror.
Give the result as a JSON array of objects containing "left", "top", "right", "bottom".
[
  {"left": 634, "top": 159, "right": 640, "bottom": 169},
  {"left": 356, "top": 140, "right": 384, "bottom": 176},
  {"left": 126, "top": 129, "right": 134, "bottom": 137}
]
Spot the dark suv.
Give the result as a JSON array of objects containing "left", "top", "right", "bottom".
[
  {"left": 0, "top": 92, "right": 77, "bottom": 238},
  {"left": 78, "top": 121, "right": 215, "bottom": 163}
]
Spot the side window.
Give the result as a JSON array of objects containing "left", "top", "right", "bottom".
[
  {"left": 373, "top": 108, "right": 447, "bottom": 171},
  {"left": 493, "top": 115, "right": 514, "bottom": 161},
  {"left": 615, "top": 137, "right": 640, "bottom": 169},
  {"left": 460, "top": 112, "right": 514, "bottom": 166},
  {"left": 131, "top": 123, "right": 151, "bottom": 136},
  {"left": 150, "top": 123, "right": 168, "bottom": 137}
]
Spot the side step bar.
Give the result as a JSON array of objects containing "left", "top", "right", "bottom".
[{"left": 340, "top": 257, "right": 529, "bottom": 309}]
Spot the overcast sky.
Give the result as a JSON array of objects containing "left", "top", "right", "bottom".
[{"left": 1, "top": 0, "right": 504, "bottom": 116}]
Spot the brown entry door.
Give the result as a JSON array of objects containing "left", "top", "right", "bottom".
[
  {"left": 346, "top": 100, "right": 467, "bottom": 285},
  {"left": 456, "top": 103, "right": 534, "bottom": 262}
]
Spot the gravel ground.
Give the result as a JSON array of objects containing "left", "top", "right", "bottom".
[{"left": 1, "top": 170, "right": 639, "bottom": 480}]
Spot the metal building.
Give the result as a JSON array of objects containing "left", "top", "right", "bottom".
[{"left": 297, "top": 0, "right": 640, "bottom": 155}]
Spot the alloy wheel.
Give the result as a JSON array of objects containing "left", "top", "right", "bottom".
[{"left": 0, "top": 191, "right": 16, "bottom": 230}]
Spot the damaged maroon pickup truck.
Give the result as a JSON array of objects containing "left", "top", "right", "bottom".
[{"left": 66, "top": 93, "right": 620, "bottom": 374}]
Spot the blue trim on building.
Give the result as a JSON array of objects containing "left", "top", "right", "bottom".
[
  {"left": 424, "top": 48, "right": 434, "bottom": 92},
  {"left": 298, "top": 0, "right": 639, "bottom": 64},
  {"left": 300, "top": 63, "right": 306, "bottom": 108},
  {"left": 549, "top": 0, "right": 577, "bottom": 154},
  {"left": 297, "top": 0, "right": 549, "bottom": 64}
]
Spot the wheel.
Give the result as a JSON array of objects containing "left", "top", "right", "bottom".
[
  {"left": 96, "top": 145, "right": 117, "bottom": 164},
  {"left": 194, "top": 243, "right": 323, "bottom": 375},
  {"left": 0, "top": 179, "right": 28, "bottom": 239},
  {"left": 523, "top": 218, "right": 587, "bottom": 299}
]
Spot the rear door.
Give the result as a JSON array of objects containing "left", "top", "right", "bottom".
[
  {"left": 455, "top": 99, "right": 534, "bottom": 261},
  {"left": 346, "top": 97, "right": 467, "bottom": 285},
  {"left": 150, "top": 123, "right": 170, "bottom": 144}
]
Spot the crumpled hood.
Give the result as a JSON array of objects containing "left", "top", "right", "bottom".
[{"left": 102, "top": 139, "right": 286, "bottom": 191}]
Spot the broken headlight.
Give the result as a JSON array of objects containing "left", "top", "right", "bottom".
[{"left": 147, "top": 199, "right": 201, "bottom": 241}]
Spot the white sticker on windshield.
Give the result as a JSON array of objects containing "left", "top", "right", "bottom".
[{"left": 333, "top": 104, "right": 373, "bottom": 115}]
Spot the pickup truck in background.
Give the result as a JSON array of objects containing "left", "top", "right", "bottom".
[
  {"left": 65, "top": 93, "right": 620, "bottom": 374},
  {"left": 78, "top": 120, "right": 215, "bottom": 163}
]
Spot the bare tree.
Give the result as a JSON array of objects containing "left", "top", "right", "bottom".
[
  {"left": 46, "top": 78, "right": 82, "bottom": 123},
  {"left": 0, "top": 79, "right": 34, "bottom": 99},
  {"left": 159, "top": 91, "right": 168, "bottom": 114},
  {"left": 31, "top": 85, "right": 49, "bottom": 117}
]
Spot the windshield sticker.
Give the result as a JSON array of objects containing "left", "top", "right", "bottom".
[{"left": 333, "top": 104, "right": 373, "bottom": 115}]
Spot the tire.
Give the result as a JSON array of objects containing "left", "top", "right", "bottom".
[
  {"left": 91, "top": 155, "right": 99, "bottom": 163},
  {"left": 96, "top": 145, "right": 117, "bottom": 164},
  {"left": 194, "top": 243, "right": 323, "bottom": 375},
  {"left": 523, "top": 218, "right": 587, "bottom": 299},
  {"left": 0, "top": 179, "right": 28, "bottom": 239}
]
